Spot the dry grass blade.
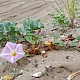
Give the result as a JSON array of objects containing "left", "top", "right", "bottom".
[
  {"left": 55, "top": 0, "right": 63, "bottom": 13},
  {"left": 67, "top": 71, "right": 80, "bottom": 80},
  {"left": 61, "top": 0, "right": 71, "bottom": 19},
  {"left": 43, "top": 0, "right": 63, "bottom": 13}
]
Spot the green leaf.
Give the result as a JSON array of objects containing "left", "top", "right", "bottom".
[
  {"left": 23, "top": 18, "right": 31, "bottom": 30},
  {"left": 37, "top": 35, "right": 43, "bottom": 39},
  {"left": 0, "top": 33, "right": 4, "bottom": 40},
  {"left": 19, "top": 36, "right": 25, "bottom": 42},
  {"left": 59, "top": 43, "right": 65, "bottom": 46},
  {"left": 25, "top": 35, "right": 36, "bottom": 44},
  {"left": 30, "top": 20, "right": 44, "bottom": 30},
  {"left": 0, "top": 45, "right": 1, "bottom": 48},
  {"left": 70, "top": 41, "right": 77, "bottom": 47},
  {"left": 0, "top": 21, "right": 17, "bottom": 33},
  {"left": 25, "top": 52, "right": 29, "bottom": 57},
  {"left": 51, "top": 13, "right": 69, "bottom": 27},
  {"left": 23, "top": 18, "right": 44, "bottom": 31},
  {"left": 15, "top": 27, "right": 21, "bottom": 32},
  {"left": 15, "top": 27, "right": 21, "bottom": 35},
  {"left": 9, "top": 34, "right": 18, "bottom": 43},
  {"left": 54, "top": 34, "right": 60, "bottom": 39},
  {"left": 76, "top": 35, "right": 80, "bottom": 41},
  {"left": 55, "top": 39, "right": 65, "bottom": 46},
  {"left": 0, "top": 21, "right": 20, "bottom": 45}
]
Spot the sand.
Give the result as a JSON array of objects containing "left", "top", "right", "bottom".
[{"left": 0, "top": 0, "right": 80, "bottom": 80}]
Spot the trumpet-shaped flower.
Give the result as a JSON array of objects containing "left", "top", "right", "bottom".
[{"left": 0, "top": 42, "right": 24, "bottom": 63}]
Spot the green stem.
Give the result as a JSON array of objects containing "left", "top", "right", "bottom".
[{"left": 21, "top": 34, "right": 28, "bottom": 43}]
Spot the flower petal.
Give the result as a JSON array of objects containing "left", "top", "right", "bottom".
[
  {"left": 0, "top": 53, "right": 11, "bottom": 57},
  {"left": 0, "top": 55, "right": 12, "bottom": 63},
  {"left": 7, "top": 42, "right": 17, "bottom": 50},
  {"left": 14, "top": 54, "right": 24, "bottom": 63},
  {"left": 16, "top": 54, "right": 24, "bottom": 59},
  {"left": 1, "top": 44, "right": 10, "bottom": 54},
  {"left": 15, "top": 44, "right": 24, "bottom": 53},
  {"left": 17, "top": 52, "right": 24, "bottom": 55},
  {"left": 10, "top": 54, "right": 24, "bottom": 63},
  {"left": 11, "top": 57, "right": 14, "bottom": 63}
]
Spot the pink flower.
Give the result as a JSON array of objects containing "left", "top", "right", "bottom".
[{"left": 0, "top": 42, "right": 25, "bottom": 63}]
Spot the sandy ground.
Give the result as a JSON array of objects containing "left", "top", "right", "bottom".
[{"left": 0, "top": 0, "right": 80, "bottom": 80}]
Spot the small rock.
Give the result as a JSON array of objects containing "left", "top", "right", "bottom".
[
  {"left": 0, "top": 77, "right": 3, "bottom": 80},
  {"left": 41, "top": 51, "right": 47, "bottom": 58},
  {"left": 45, "top": 66, "right": 50, "bottom": 69},
  {"left": 46, "top": 35, "right": 49, "bottom": 37},
  {"left": 34, "top": 64, "right": 38, "bottom": 68},
  {"left": 73, "top": 59, "right": 76, "bottom": 61},
  {"left": 42, "top": 59, "right": 45, "bottom": 62},
  {"left": 52, "top": 30, "right": 57, "bottom": 34},
  {"left": 74, "top": 19, "right": 78, "bottom": 24},
  {"left": 41, "top": 51, "right": 46, "bottom": 54},
  {"left": 32, "top": 72, "right": 43, "bottom": 78},
  {"left": 20, "top": 70, "right": 24, "bottom": 73},
  {"left": 61, "top": 35, "right": 66, "bottom": 40},
  {"left": 65, "top": 56, "right": 70, "bottom": 59}
]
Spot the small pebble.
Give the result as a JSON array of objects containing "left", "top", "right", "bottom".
[
  {"left": 65, "top": 56, "right": 70, "bottom": 59},
  {"left": 46, "top": 35, "right": 49, "bottom": 37},
  {"left": 0, "top": 77, "right": 3, "bottom": 80},
  {"left": 42, "top": 59, "right": 45, "bottom": 62},
  {"left": 32, "top": 72, "right": 43, "bottom": 78},
  {"left": 34, "top": 64, "right": 38, "bottom": 68},
  {"left": 73, "top": 59, "right": 76, "bottom": 61},
  {"left": 41, "top": 51, "right": 46, "bottom": 54}
]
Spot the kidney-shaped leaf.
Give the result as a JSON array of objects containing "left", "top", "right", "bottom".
[
  {"left": 25, "top": 34, "right": 36, "bottom": 44},
  {"left": 30, "top": 19, "right": 44, "bottom": 30},
  {"left": 23, "top": 18, "right": 44, "bottom": 31}
]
